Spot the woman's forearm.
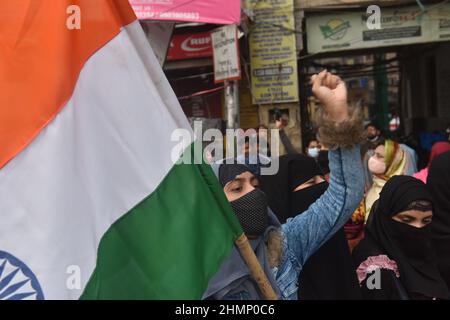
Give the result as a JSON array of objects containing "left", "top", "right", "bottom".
[
  {"left": 282, "top": 145, "right": 364, "bottom": 265},
  {"left": 282, "top": 71, "right": 365, "bottom": 266},
  {"left": 278, "top": 129, "right": 297, "bottom": 155}
]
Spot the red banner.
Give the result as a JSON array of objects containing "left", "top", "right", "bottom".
[{"left": 166, "top": 32, "right": 213, "bottom": 61}]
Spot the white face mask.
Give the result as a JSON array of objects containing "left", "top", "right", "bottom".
[
  {"left": 368, "top": 156, "right": 386, "bottom": 175},
  {"left": 308, "top": 147, "right": 320, "bottom": 158}
]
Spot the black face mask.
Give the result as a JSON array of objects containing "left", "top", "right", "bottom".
[
  {"left": 388, "top": 219, "right": 433, "bottom": 262},
  {"left": 230, "top": 189, "right": 268, "bottom": 237},
  {"left": 290, "top": 182, "right": 328, "bottom": 216},
  {"left": 367, "top": 134, "right": 379, "bottom": 142}
]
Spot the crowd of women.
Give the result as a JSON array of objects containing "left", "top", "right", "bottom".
[{"left": 204, "top": 70, "right": 450, "bottom": 300}]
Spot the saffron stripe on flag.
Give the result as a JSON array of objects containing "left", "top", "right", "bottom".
[{"left": 0, "top": 0, "right": 136, "bottom": 169}]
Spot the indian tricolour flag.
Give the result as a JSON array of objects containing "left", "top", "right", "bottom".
[{"left": 0, "top": 0, "right": 241, "bottom": 300}]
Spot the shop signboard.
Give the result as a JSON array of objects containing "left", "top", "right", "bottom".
[
  {"left": 307, "top": 4, "right": 450, "bottom": 53},
  {"left": 166, "top": 32, "right": 213, "bottom": 61},
  {"left": 211, "top": 25, "right": 241, "bottom": 83},
  {"left": 129, "top": 0, "right": 241, "bottom": 24},
  {"left": 247, "top": 0, "right": 299, "bottom": 104}
]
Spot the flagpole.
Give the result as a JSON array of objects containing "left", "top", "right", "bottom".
[{"left": 235, "top": 233, "right": 278, "bottom": 300}]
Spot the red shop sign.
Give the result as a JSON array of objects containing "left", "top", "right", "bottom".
[{"left": 167, "top": 32, "right": 213, "bottom": 61}]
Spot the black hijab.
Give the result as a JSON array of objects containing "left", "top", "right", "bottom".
[
  {"left": 261, "top": 154, "right": 361, "bottom": 300},
  {"left": 428, "top": 151, "right": 450, "bottom": 288},
  {"left": 260, "top": 154, "right": 325, "bottom": 223},
  {"left": 355, "top": 175, "right": 449, "bottom": 299},
  {"left": 317, "top": 150, "right": 330, "bottom": 176}
]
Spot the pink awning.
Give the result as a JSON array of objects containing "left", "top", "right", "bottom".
[{"left": 129, "top": 0, "right": 241, "bottom": 24}]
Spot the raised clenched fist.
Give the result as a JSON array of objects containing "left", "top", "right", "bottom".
[{"left": 311, "top": 70, "right": 349, "bottom": 123}]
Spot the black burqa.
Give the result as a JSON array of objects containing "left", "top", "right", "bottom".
[
  {"left": 428, "top": 151, "right": 450, "bottom": 290},
  {"left": 261, "top": 154, "right": 362, "bottom": 300},
  {"left": 353, "top": 175, "right": 449, "bottom": 300}
]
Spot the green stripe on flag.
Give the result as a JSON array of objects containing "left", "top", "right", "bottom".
[{"left": 81, "top": 146, "right": 242, "bottom": 299}]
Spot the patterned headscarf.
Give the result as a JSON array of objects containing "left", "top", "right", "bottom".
[{"left": 365, "top": 140, "right": 409, "bottom": 221}]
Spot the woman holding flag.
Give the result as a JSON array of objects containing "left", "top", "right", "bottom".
[{"left": 204, "top": 71, "right": 366, "bottom": 300}]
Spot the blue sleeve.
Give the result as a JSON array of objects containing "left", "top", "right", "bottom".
[{"left": 281, "top": 145, "right": 364, "bottom": 266}]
